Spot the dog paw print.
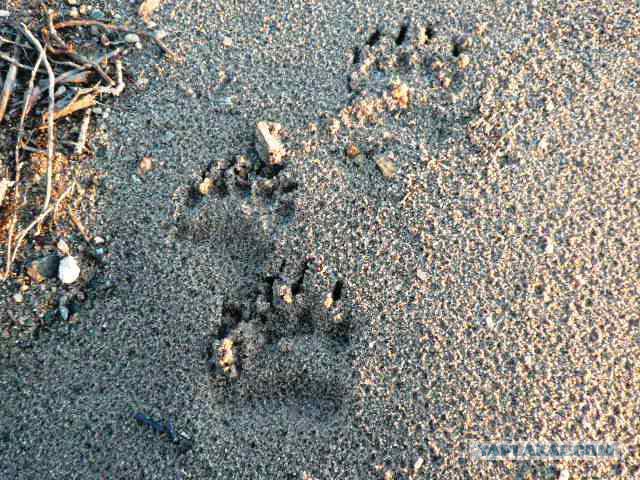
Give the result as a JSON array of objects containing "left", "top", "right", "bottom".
[
  {"left": 207, "top": 256, "right": 351, "bottom": 419},
  {"left": 348, "top": 17, "right": 476, "bottom": 94}
]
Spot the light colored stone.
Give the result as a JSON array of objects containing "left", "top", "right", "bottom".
[
  {"left": 125, "top": 33, "right": 140, "bottom": 44},
  {"left": 457, "top": 53, "right": 471, "bottom": 70},
  {"left": 13, "top": 293, "right": 23, "bottom": 304},
  {"left": 198, "top": 177, "right": 213, "bottom": 196},
  {"left": 58, "top": 256, "right": 80, "bottom": 284},
  {"left": 138, "top": 156, "right": 153, "bottom": 174},
  {"left": 375, "top": 154, "right": 397, "bottom": 179},
  {"left": 255, "top": 121, "right": 285, "bottom": 165}
]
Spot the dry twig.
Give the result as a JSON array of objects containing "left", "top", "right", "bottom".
[
  {"left": 20, "top": 24, "right": 56, "bottom": 214},
  {"left": 0, "top": 34, "right": 20, "bottom": 123},
  {"left": 75, "top": 107, "right": 92, "bottom": 155},
  {"left": 3, "top": 48, "right": 45, "bottom": 280}
]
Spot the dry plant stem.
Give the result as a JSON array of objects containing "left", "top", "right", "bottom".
[
  {"left": 20, "top": 24, "right": 56, "bottom": 213},
  {"left": 0, "top": 51, "right": 33, "bottom": 71},
  {"left": 28, "top": 49, "right": 122, "bottom": 111},
  {"left": 0, "top": 35, "right": 33, "bottom": 49},
  {"left": 6, "top": 182, "right": 75, "bottom": 272},
  {"left": 68, "top": 205, "right": 90, "bottom": 242},
  {"left": 53, "top": 19, "right": 178, "bottom": 59},
  {"left": 97, "top": 59, "right": 125, "bottom": 96},
  {"left": 75, "top": 107, "right": 92, "bottom": 155},
  {"left": 3, "top": 51, "right": 44, "bottom": 281},
  {"left": 0, "top": 36, "right": 20, "bottom": 123},
  {"left": 43, "top": 6, "right": 116, "bottom": 87}
]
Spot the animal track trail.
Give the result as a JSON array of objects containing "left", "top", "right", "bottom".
[{"left": 170, "top": 125, "right": 354, "bottom": 423}]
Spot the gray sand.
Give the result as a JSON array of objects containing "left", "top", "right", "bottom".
[{"left": 1, "top": 0, "right": 640, "bottom": 478}]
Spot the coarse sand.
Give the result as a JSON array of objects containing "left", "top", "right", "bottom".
[{"left": 1, "top": 0, "right": 640, "bottom": 479}]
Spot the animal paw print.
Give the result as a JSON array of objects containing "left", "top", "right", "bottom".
[
  {"left": 348, "top": 16, "right": 476, "bottom": 94},
  {"left": 171, "top": 123, "right": 299, "bottom": 243},
  {"left": 207, "top": 256, "right": 351, "bottom": 419}
]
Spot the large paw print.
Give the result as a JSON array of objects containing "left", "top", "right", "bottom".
[{"left": 207, "top": 255, "right": 351, "bottom": 421}]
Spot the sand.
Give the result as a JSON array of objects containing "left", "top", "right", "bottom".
[{"left": 1, "top": 0, "right": 640, "bottom": 478}]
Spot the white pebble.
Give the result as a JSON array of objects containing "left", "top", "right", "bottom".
[
  {"left": 13, "top": 292, "right": 23, "bottom": 304},
  {"left": 125, "top": 33, "right": 140, "bottom": 44},
  {"left": 58, "top": 256, "right": 80, "bottom": 284},
  {"left": 0, "top": 9, "right": 10, "bottom": 17},
  {"left": 558, "top": 469, "right": 570, "bottom": 480}
]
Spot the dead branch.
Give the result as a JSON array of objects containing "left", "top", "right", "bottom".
[
  {"left": 75, "top": 107, "right": 92, "bottom": 155},
  {"left": 43, "top": 8, "right": 115, "bottom": 86},
  {"left": 0, "top": 34, "right": 20, "bottom": 123},
  {"left": 3, "top": 48, "right": 44, "bottom": 280},
  {"left": 43, "top": 93, "right": 96, "bottom": 122},
  {"left": 27, "top": 49, "right": 121, "bottom": 112},
  {"left": 20, "top": 24, "right": 56, "bottom": 214},
  {"left": 0, "top": 51, "right": 34, "bottom": 71},
  {"left": 96, "top": 59, "right": 125, "bottom": 96}
]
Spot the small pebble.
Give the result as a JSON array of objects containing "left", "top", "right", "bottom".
[
  {"left": 345, "top": 144, "right": 360, "bottom": 158},
  {"left": 125, "top": 33, "right": 140, "bottom": 44},
  {"left": 375, "top": 154, "right": 397, "bottom": 179},
  {"left": 78, "top": 4, "right": 89, "bottom": 14},
  {"left": 66, "top": 0, "right": 78, "bottom": 4},
  {"left": 94, "top": 236, "right": 105, "bottom": 245},
  {"left": 58, "top": 256, "right": 80, "bottom": 284},
  {"left": 13, "top": 293, "right": 23, "bottom": 304},
  {"left": 558, "top": 469, "right": 570, "bottom": 480},
  {"left": 69, "top": 7, "right": 79, "bottom": 17},
  {"left": 0, "top": 9, "right": 10, "bottom": 17},
  {"left": 198, "top": 177, "right": 213, "bottom": 196},
  {"left": 54, "top": 85, "right": 67, "bottom": 97},
  {"left": 390, "top": 82, "right": 410, "bottom": 108},
  {"left": 59, "top": 305, "right": 70, "bottom": 321},
  {"left": 138, "top": 156, "right": 153, "bottom": 174},
  {"left": 457, "top": 53, "right": 471, "bottom": 69},
  {"left": 222, "top": 36, "right": 233, "bottom": 48},
  {"left": 90, "top": 9, "right": 105, "bottom": 20}
]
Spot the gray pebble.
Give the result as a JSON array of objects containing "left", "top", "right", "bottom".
[{"left": 90, "top": 9, "right": 105, "bottom": 20}]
